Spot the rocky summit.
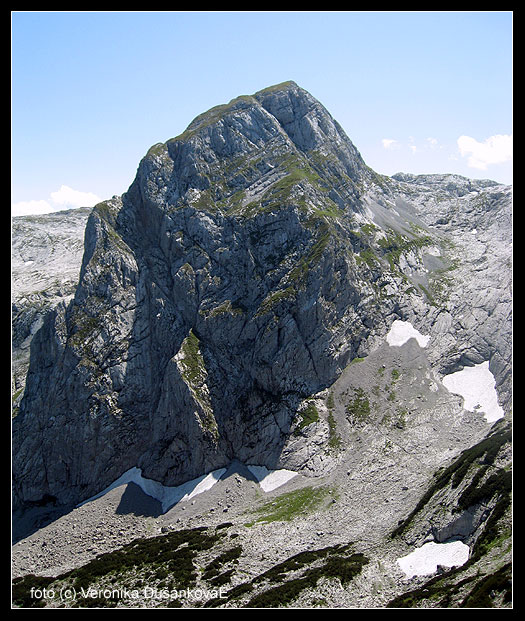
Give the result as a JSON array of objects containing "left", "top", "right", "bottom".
[{"left": 12, "top": 81, "right": 512, "bottom": 608}]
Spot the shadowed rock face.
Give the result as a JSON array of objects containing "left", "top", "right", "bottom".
[
  {"left": 12, "top": 81, "right": 512, "bottom": 510},
  {"left": 12, "top": 206, "right": 92, "bottom": 406}
]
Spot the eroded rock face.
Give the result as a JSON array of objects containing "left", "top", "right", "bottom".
[
  {"left": 12, "top": 207, "right": 92, "bottom": 407},
  {"left": 12, "top": 81, "right": 512, "bottom": 510}
]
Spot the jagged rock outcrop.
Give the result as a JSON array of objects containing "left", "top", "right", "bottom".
[{"left": 12, "top": 81, "right": 512, "bottom": 512}]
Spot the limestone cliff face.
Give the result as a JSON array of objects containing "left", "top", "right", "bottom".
[
  {"left": 12, "top": 81, "right": 512, "bottom": 509},
  {"left": 12, "top": 207, "right": 92, "bottom": 408}
]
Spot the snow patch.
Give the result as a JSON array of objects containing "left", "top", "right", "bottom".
[
  {"left": 79, "top": 466, "right": 226, "bottom": 513},
  {"left": 79, "top": 463, "right": 298, "bottom": 513},
  {"left": 397, "top": 540, "right": 470, "bottom": 578},
  {"left": 442, "top": 361, "right": 504, "bottom": 422},
  {"left": 386, "top": 320, "right": 430, "bottom": 348},
  {"left": 247, "top": 465, "right": 298, "bottom": 492}
]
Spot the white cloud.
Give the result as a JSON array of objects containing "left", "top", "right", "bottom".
[
  {"left": 50, "top": 185, "right": 101, "bottom": 208},
  {"left": 12, "top": 185, "right": 101, "bottom": 217},
  {"left": 382, "top": 138, "right": 400, "bottom": 150},
  {"left": 457, "top": 134, "right": 512, "bottom": 170}
]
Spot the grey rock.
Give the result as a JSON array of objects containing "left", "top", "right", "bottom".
[
  {"left": 12, "top": 81, "right": 511, "bottom": 520},
  {"left": 12, "top": 206, "right": 92, "bottom": 405}
]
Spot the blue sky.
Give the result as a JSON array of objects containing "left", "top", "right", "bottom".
[{"left": 12, "top": 11, "right": 513, "bottom": 216}]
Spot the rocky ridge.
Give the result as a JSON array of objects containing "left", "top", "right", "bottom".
[
  {"left": 12, "top": 81, "right": 511, "bottom": 608},
  {"left": 12, "top": 206, "right": 92, "bottom": 411}
]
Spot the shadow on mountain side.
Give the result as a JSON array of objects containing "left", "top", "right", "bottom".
[
  {"left": 115, "top": 482, "right": 163, "bottom": 518},
  {"left": 12, "top": 502, "right": 74, "bottom": 544}
]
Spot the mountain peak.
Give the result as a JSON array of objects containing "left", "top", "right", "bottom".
[
  {"left": 136, "top": 82, "right": 367, "bottom": 218},
  {"left": 254, "top": 79, "right": 299, "bottom": 95},
  {"left": 172, "top": 81, "right": 301, "bottom": 140},
  {"left": 13, "top": 82, "right": 511, "bottom": 525}
]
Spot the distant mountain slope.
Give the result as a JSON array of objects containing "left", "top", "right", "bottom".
[{"left": 12, "top": 207, "right": 92, "bottom": 409}]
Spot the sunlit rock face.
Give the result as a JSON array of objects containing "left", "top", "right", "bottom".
[{"left": 12, "top": 81, "right": 511, "bottom": 511}]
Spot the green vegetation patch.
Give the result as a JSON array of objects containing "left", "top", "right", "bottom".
[
  {"left": 386, "top": 562, "right": 512, "bottom": 609},
  {"left": 69, "top": 527, "right": 221, "bottom": 592},
  {"left": 255, "top": 287, "right": 295, "bottom": 317},
  {"left": 294, "top": 402, "right": 320, "bottom": 434},
  {"left": 201, "top": 545, "right": 243, "bottom": 582},
  {"left": 258, "top": 152, "right": 331, "bottom": 212},
  {"left": 168, "top": 94, "right": 256, "bottom": 144},
  {"left": 254, "top": 81, "right": 297, "bottom": 97},
  {"left": 245, "top": 485, "right": 336, "bottom": 527},
  {"left": 391, "top": 424, "right": 511, "bottom": 539},
  {"left": 244, "top": 551, "right": 367, "bottom": 608},
  {"left": 179, "top": 329, "right": 205, "bottom": 385},
  {"left": 205, "top": 542, "right": 368, "bottom": 608},
  {"left": 355, "top": 247, "right": 379, "bottom": 268},
  {"left": 253, "top": 542, "right": 355, "bottom": 584},
  {"left": 203, "top": 299, "right": 244, "bottom": 319},
  {"left": 377, "top": 227, "right": 433, "bottom": 271},
  {"left": 345, "top": 387, "right": 371, "bottom": 423},
  {"left": 12, "top": 527, "right": 226, "bottom": 608},
  {"left": 12, "top": 574, "right": 56, "bottom": 608},
  {"left": 177, "top": 329, "right": 218, "bottom": 435},
  {"left": 456, "top": 468, "right": 511, "bottom": 513},
  {"left": 460, "top": 562, "right": 512, "bottom": 608},
  {"left": 68, "top": 308, "right": 101, "bottom": 349},
  {"left": 288, "top": 220, "right": 332, "bottom": 285},
  {"left": 325, "top": 391, "right": 342, "bottom": 452}
]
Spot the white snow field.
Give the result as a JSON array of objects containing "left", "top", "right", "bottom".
[
  {"left": 246, "top": 465, "right": 298, "bottom": 492},
  {"left": 386, "top": 320, "right": 430, "bottom": 348},
  {"left": 442, "top": 361, "right": 504, "bottom": 422},
  {"left": 79, "top": 463, "right": 298, "bottom": 512},
  {"left": 397, "top": 540, "right": 470, "bottom": 578},
  {"left": 79, "top": 467, "right": 227, "bottom": 513}
]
